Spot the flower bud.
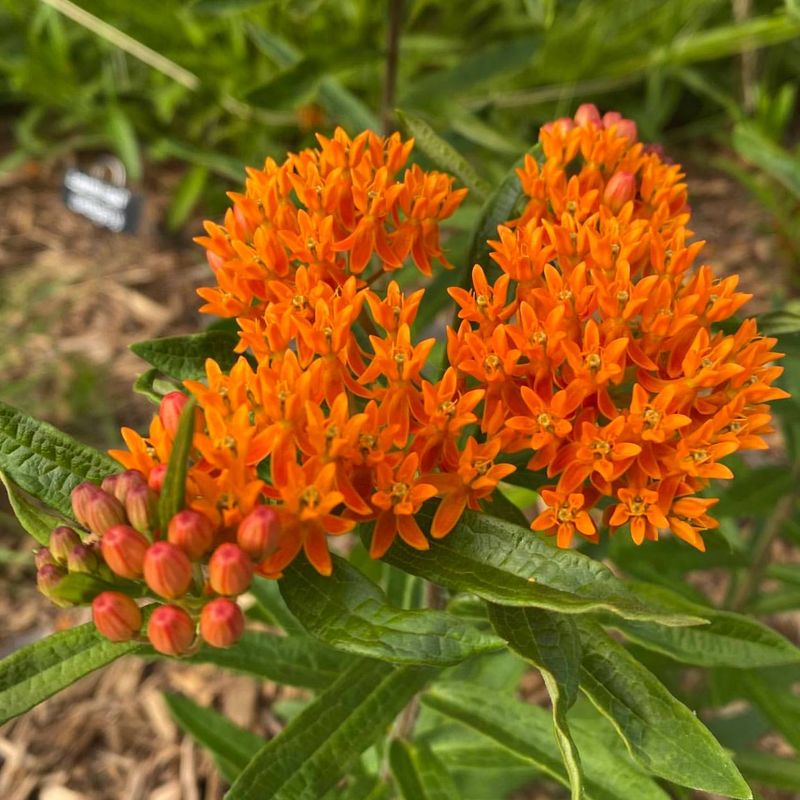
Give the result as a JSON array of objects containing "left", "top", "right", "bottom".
[
  {"left": 148, "top": 464, "right": 168, "bottom": 493},
  {"left": 574, "top": 103, "right": 601, "bottom": 126},
  {"left": 67, "top": 543, "right": 99, "bottom": 574},
  {"left": 71, "top": 482, "right": 100, "bottom": 527},
  {"left": 37, "top": 564, "right": 70, "bottom": 607},
  {"left": 159, "top": 392, "right": 189, "bottom": 437},
  {"left": 603, "top": 171, "right": 636, "bottom": 213},
  {"left": 603, "top": 111, "right": 637, "bottom": 141},
  {"left": 92, "top": 591, "right": 142, "bottom": 642},
  {"left": 147, "top": 604, "right": 195, "bottom": 656},
  {"left": 208, "top": 543, "right": 253, "bottom": 595},
  {"left": 125, "top": 484, "right": 158, "bottom": 534},
  {"left": 85, "top": 489, "right": 126, "bottom": 535},
  {"left": 236, "top": 506, "right": 278, "bottom": 560},
  {"left": 144, "top": 541, "right": 193, "bottom": 598},
  {"left": 49, "top": 526, "right": 81, "bottom": 563},
  {"left": 101, "top": 524, "right": 149, "bottom": 579},
  {"left": 34, "top": 547, "right": 56, "bottom": 570},
  {"left": 102, "top": 469, "right": 147, "bottom": 504},
  {"left": 168, "top": 509, "right": 214, "bottom": 560},
  {"left": 200, "top": 598, "right": 245, "bottom": 649}
]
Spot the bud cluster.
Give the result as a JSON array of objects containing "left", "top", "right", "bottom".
[{"left": 35, "top": 430, "right": 279, "bottom": 656}]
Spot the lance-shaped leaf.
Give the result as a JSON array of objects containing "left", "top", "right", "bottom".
[
  {"left": 488, "top": 604, "right": 582, "bottom": 800},
  {"left": 130, "top": 330, "right": 240, "bottom": 380},
  {"left": 165, "top": 692, "right": 264, "bottom": 782},
  {"left": 377, "top": 507, "right": 701, "bottom": 626},
  {"left": 280, "top": 554, "right": 505, "bottom": 665},
  {"left": 389, "top": 739, "right": 460, "bottom": 800},
  {"left": 226, "top": 659, "right": 434, "bottom": 800},
  {"left": 0, "top": 470, "right": 65, "bottom": 545},
  {"left": 424, "top": 682, "right": 669, "bottom": 800},
  {"left": 0, "top": 622, "right": 143, "bottom": 725},
  {"left": 0, "top": 400, "right": 118, "bottom": 517},
  {"left": 735, "top": 750, "right": 800, "bottom": 794},
  {"left": 578, "top": 620, "right": 752, "bottom": 799},
  {"left": 167, "top": 630, "right": 353, "bottom": 690},
  {"left": 158, "top": 397, "right": 197, "bottom": 528},
  {"left": 609, "top": 582, "right": 800, "bottom": 667},
  {"left": 397, "top": 110, "right": 490, "bottom": 198}
]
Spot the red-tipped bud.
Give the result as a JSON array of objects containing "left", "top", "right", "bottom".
[
  {"left": 49, "top": 526, "right": 81, "bottom": 563},
  {"left": 67, "top": 543, "right": 99, "bottom": 574},
  {"left": 143, "top": 541, "right": 193, "bottom": 598},
  {"left": 125, "top": 484, "right": 158, "bottom": 534},
  {"left": 101, "top": 524, "right": 149, "bottom": 579},
  {"left": 159, "top": 392, "right": 189, "bottom": 437},
  {"left": 603, "top": 171, "right": 636, "bottom": 213},
  {"left": 200, "top": 598, "right": 245, "bottom": 648},
  {"left": 34, "top": 547, "right": 56, "bottom": 570},
  {"left": 574, "top": 103, "right": 601, "bottom": 126},
  {"left": 102, "top": 469, "right": 147, "bottom": 504},
  {"left": 148, "top": 464, "right": 168, "bottom": 493},
  {"left": 92, "top": 591, "right": 142, "bottom": 642},
  {"left": 71, "top": 482, "right": 100, "bottom": 527},
  {"left": 603, "top": 111, "right": 637, "bottom": 141},
  {"left": 37, "top": 563, "right": 66, "bottom": 600},
  {"left": 208, "top": 543, "right": 253, "bottom": 595},
  {"left": 85, "top": 489, "right": 126, "bottom": 535},
  {"left": 168, "top": 509, "right": 215, "bottom": 560},
  {"left": 236, "top": 506, "right": 278, "bottom": 560},
  {"left": 147, "top": 605, "right": 195, "bottom": 656}
]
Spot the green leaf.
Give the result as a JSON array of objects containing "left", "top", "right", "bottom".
[
  {"left": 732, "top": 122, "right": 800, "bottom": 201},
  {"left": 280, "top": 554, "right": 505, "bottom": 666},
  {"left": 0, "top": 400, "right": 119, "bottom": 518},
  {"left": 397, "top": 110, "right": 490, "bottom": 198},
  {"left": 226, "top": 659, "right": 434, "bottom": 800},
  {"left": 166, "top": 164, "right": 208, "bottom": 231},
  {"left": 318, "top": 79, "right": 380, "bottom": 133},
  {"left": 578, "top": 621, "right": 752, "bottom": 798},
  {"left": 130, "top": 329, "right": 240, "bottom": 381},
  {"left": 133, "top": 367, "right": 169, "bottom": 404},
  {"left": 107, "top": 105, "right": 142, "bottom": 182},
  {"left": 487, "top": 605, "right": 582, "bottom": 800},
  {"left": 0, "top": 470, "right": 65, "bottom": 545},
  {"left": 192, "top": 0, "right": 270, "bottom": 13},
  {"left": 389, "top": 739, "right": 460, "bottom": 800},
  {"left": 740, "top": 672, "right": 800, "bottom": 750},
  {"left": 173, "top": 630, "right": 353, "bottom": 690},
  {"left": 424, "top": 682, "right": 669, "bottom": 800},
  {"left": 465, "top": 146, "right": 538, "bottom": 272},
  {"left": 249, "top": 575, "right": 305, "bottom": 634},
  {"left": 0, "top": 622, "right": 142, "bottom": 725},
  {"left": 165, "top": 692, "right": 264, "bottom": 782},
  {"left": 480, "top": 488, "right": 530, "bottom": 528},
  {"left": 735, "top": 750, "right": 800, "bottom": 793},
  {"left": 610, "top": 582, "right": 800, "bottom": 668},
  {"left": 377, "top": 507, "right": 702, "bottom": 626},
  {"left": 158, "top": 397, "right": 197, "bottom": 528}
]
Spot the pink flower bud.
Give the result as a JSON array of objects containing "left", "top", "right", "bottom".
[
  {"left": 34, "top": 547, "right": 56, "bottom": 570},
  {"left": 101, "top": 524, "right": 149, "bottom": 579},
  {"left": 159, "top": 392, "right": 189, "bottom": 437},
  {"left": 603, "top": 111, "right": 637, "bottom": 141},
  {"left": 125, "top": 484, "right": 158, "bottom": 534},
  {"left": 67, "top": 543, "right": 99, "bottom": 574},
  {"left": 49, "top": 526, "right": 81, "bottom": 563},
  {"left": 208, "top": 543, "right": 253, "bottom": 596},
  {"left": 200, "top": 598, "right": 245, "bottom": 649},
  {"left": 37, "top": 563, "right": 66, "bottom": 601},
  {"left": 147, "top": 605, "right": 195, "bottom": 656},
  {"left": 603, "top": 171, "right": 636, "bottom": 213},
  {"left": 103, "top": 470, "right": 147, "bottom": 504},
  {"left": 236, "top": 506, "right": 278, "bottom": 560},
  {"left": 92, "top": 591, "right": 142, "bottom": 642},
  {"left": 168, "top": 509, "right": 215, "bottom": 560},
  {"left": 144, "top": 541, "right": 193, "bottom": 598},
  {"left": 85, "top": 489, "right": 126, "bottom": 535},
  {"left": 574, "top": 103, "right": 601, "bottom": 126},
  {"left": 71, "top": 482, "right": 101, "bottom": 527},
  {"left": 148, "top": 464, "right": 168, "bottom": 493}
]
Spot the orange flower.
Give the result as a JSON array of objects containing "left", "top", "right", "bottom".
[
  {"left": 608, "top": 486, "right": 669, "bottom": 545},
  {"left": 532, "top": 488, "right": 597, "bottom": 548}
]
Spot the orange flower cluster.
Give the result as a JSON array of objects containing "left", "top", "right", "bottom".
[
  {"left": 447, "top": 104, "right": 787, "bottom": 549},
  {"left": 106, "top": 111, "right": 787, "bottom": 595}
]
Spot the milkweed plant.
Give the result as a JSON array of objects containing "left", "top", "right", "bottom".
[{"left": 1, "top": 106, "right": 797, "bottom": 800}]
